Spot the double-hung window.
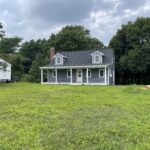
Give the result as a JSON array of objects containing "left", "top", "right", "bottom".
[
  {"left": 88, "top": 69, "right": 91, "bottom": 78},
  {"left": 99, "top": 69, "right": 104, "bottom": 77},
  {"left": 52, "top": 70, "right": 56, "bottom": 78},
  {"left": 94, "top": 55, "right": 101, "bottom": 64},
  {"left": 55, "top": 57, "right": 61, "bottom": 65},
  {"left": 67, "top": 70, "right": 71, "bottom": 78}
]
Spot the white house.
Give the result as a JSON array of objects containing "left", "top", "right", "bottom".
[{"left": 0, "top": 58, "right": 12, "bottom": 82}]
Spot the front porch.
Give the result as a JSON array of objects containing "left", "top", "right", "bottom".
[{"left": 40, "top": 67, "right": 111, "bottom": 85}]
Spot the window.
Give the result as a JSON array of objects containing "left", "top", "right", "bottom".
[
  {"left": 88, "top": 69, "right": 91, "bottom": 78},
  {"left": 109, "top": 69, "right": 112, "bottom": 77},
  {"left": 55, "top": 56, "right": 63, "bottom": 65},
  {"left": 93, "top": 54, "right": 101, "bottom": 64},
  {"left": 55, "top": 57, "right": 61, "bottom": 65},
  {"left": 91, "top": 51, "right": 104, "bottom": 64},
  {"left": 99, "top": 69, "right": 104, "bottom": 77},
  {"left": 52, "top": 70, "right": 56, "bottom": 78},
  {"left": 95, "top": 55, "right": 100, "bottom": 62},
  {"left": 57, "top": 57, "right": 61, "bottom": 63},
  {"left": 67, "top": 70, "right": 71, "bottom": 78}
]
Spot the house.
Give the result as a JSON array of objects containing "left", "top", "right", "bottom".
[
  {"left": 40, "top": 48, "right": 115, "bottom": 85},
  {"left": 0, "top": 58, "right": 12, "bottom": 82}
]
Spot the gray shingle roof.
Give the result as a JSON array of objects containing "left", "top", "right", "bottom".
[{"left": 48, "top": 49, "right": 114, "bottom": 67}]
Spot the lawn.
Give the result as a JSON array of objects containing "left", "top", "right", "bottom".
[{"left": 0, "top": 83, "right": 150, "bottom": 150}]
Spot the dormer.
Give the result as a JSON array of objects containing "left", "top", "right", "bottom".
[
  {"left": 91, "top": 51, "right": 104, "bottom": 64},
  {"left": 54, "top": 53, "right": 67, "bottom": 65}
]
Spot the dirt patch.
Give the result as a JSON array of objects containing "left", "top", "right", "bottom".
[{"left": 143, "top": 85, "right": 150, "bottom": 90}]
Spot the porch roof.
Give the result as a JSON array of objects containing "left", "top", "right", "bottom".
[{"left": 40, "top": 64, "right": 109, "bottom": 69}]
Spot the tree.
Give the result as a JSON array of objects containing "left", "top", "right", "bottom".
[
  {"left": 0, "top": 23, "right": 5, "bottom": 39},
  {"left": 0, "top": 37, "right": 22, "bottom": 54},
  {"left": 109, "top": 17, "right": 150, "bottom": 84},
  {"left": 9, "top": 54, "right": 25, "bottom": 81},
  {"left": 53, "top": 25, "right": 103, "bottom": 51},
  {"left": 18, "top": 25, "right": 104, "bottom": 82},
  {"left": 29, "top": 53, "right": 49, "bottom": 82},
  {"left": 20, "top": 39, "right": 50, "bottom": 74}
]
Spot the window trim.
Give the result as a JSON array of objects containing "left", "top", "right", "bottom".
[
  {"left": 99, "top": 69, "right": 104, "bottom": 77},
  {"left": 52, "top": 70, "right": 56, "bottom": 78},
  {"left": 67, "top": 70, "right": 71, "bottom": 78},
  {"left": 93, "top": 54, "right": 102, "bottom": 64},
  {"left": 55, "top": 56, "right": 63, "bottom": 65},
  {"left": 109, "top": 69, "right": 112, "bottom": 77},
  {"left": 88, "top": 69, "right": 91, "bottom": 78},
  {"left": 94, "top": 55, "right": 100, "bottom": 63}
]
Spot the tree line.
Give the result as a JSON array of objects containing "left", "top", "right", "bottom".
[{"left": 0, "top": 17, "right": 150, "bottom": 84}]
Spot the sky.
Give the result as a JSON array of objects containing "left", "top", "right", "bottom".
[{"left": 0, "top": 0, "right": 150, "bottom": 45}]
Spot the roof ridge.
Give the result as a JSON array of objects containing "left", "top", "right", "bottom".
[{"left": 59, "top": 48, "right": 112, "bottom": 53}]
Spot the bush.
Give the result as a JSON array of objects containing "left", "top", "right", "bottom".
[{"left": 20, "top": 74, "right": 32, "bottom": 82}]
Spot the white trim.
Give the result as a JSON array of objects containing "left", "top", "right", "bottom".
[
  {"left": 109, "top": 69, "right": 112, "bottom": 77},
  {"left": 88, "top": 69, "right": 91, "bottom": 78},
  {"left": 91, "top": 51, "right": 104, "bottom": 64},
  {"left": 41, "top": 68, "right": 43, "bottom": 84},
  {"left": 67, "top": 70, "right": 71, "bottom": 78},
  {"left": 99, "top": 68, "right": 104, "bottom": 77},
  {"left": 55, "top": 69, "right": 57, "bottom": 83},
  {"left": 42, "top": 82, "right": 108, "bottom": 85},
  {"left": 113, "top": 70, "right": 115, "bottom": 85},
  {"left": 105, "top": 67, "right": 107, "bottom": 84},
  {"left": 86, "top": 68, "right": 89, "bottom": 84},
  {"left": 76, "top": 69, "right": 83, "bottom": 83},
  {"left": 108, "top": 68, "right": 110, "bottom": 84},
  {"left": 55, "top": 56, "right": 63, "bottom": 65},
  {"left": 53, "top": 53, "right": 68, "bottom": 58},
  {"left": 93, "top": 54, "right": 101, "bottom": 64},
  {"left": 0, "top": 58, "right": 12, "bottom": 66},
  {"left": 47, "top": 69, "right": 48, "bottom": 81},
  {"left": 70, "top": 68, "right": 72, "bottom": 83},
  {"left": 40, "top": 65, "right": 108, "bottom": 69},
  {"left": 54, "top": 53, "right": 67, "bottom": 66},
  {"left": 90, "top": 51, "right": 104, "bottom": 56}
]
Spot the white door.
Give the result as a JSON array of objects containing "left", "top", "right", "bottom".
[{"left": 76, "top": 70, "right": 83, "bottom": 83}]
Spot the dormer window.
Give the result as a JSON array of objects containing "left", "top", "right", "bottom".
[
  {"left": 94, "top": 55, "right": 100, "bottom": 63},
  {"left": 91, "top": 51, "right": 104, "bottom": 64},
  {"left": 55, "top": 57, "right": 62, "bottom": 65},
  {"left": 56, "top": 57, "right": 61, "bottom": 64},
  {"left": 54, "top": 53, "right": 68, "bottom": 65}
]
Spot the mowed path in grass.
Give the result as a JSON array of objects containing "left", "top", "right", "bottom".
[{"left": 0, "top": 83, "right": 150, "bottom": 150}]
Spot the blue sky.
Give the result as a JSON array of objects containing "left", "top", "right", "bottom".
[{"left": 0, "top": 0, "right": 150, "bottom": 45}]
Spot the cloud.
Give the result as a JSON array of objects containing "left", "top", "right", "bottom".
[
  {"left": 27, "top": 0, "right": 94, "bottom": 25},
  {"left": 0, "top": 0, "right": 149, "bottom": 45}
]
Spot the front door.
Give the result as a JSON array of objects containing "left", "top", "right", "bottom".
[{"left": 76, "top": 70, "right": 83, "bottom": 83}]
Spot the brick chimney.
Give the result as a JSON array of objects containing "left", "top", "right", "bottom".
[{"left": 50, "top": 47, "right": 55, "bottom": 63}]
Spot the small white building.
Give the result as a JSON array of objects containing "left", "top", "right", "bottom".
[{"left": 0, "top": 58, "right": 12, "bottom": 82}]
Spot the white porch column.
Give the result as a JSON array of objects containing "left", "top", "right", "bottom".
[
  {"left": 108, "top": 68, "right": 110, "bottom": 85},
  {"left": 86, "top": 68, "right": 89, "bottom": 84},
  {"left": 113, "top": 70, "right": 115, "bottom": 85},
  {"left": 105, "top": 67, "right": 107, "bottom": 84},
  {"left": 47, "top": 69, "right": 48, "bottom": 82},
  {"left": 41, "top": 68, "right": 43, "bottom": 84},
  {"left": 70, "top": 68, "right": 72, "bottom": 83},
  {"left": 55, "top": 69, "right": 58, "bottom": 83}
]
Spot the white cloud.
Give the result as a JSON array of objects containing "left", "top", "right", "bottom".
[{"left": 0, "top": 0, "right": 149, "bottom": 45}]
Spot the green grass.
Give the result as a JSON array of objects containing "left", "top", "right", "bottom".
[{"left": 0, "top": 83, "right": 150, "bottom": 150}]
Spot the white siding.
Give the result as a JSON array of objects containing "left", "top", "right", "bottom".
[{"left": 0, "top": 59, "right": 11, "bottom": 81}]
